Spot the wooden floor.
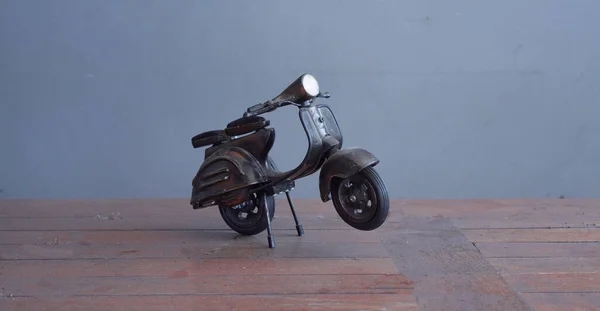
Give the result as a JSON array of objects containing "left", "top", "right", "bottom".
[{"left": 1, "top": 198, "right": 599, "bottom": 310}]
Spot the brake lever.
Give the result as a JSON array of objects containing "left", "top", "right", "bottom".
[{"left": 317, "top": 92, "right": 331, "bottom": 99}]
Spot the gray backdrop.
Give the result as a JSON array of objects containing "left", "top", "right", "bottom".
[{"left": 1, "top": 0, "right": 599, "bottom": 199}]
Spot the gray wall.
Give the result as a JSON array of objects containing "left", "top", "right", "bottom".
[{"left": 1, "top": 0, "right": 599, "bottom": 199}]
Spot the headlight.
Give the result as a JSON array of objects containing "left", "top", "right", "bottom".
[{"left": 301, "top": 74, "right": 320, "bottom": 97}]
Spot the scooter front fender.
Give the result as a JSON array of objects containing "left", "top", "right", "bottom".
[{"left": 318, "top": 147, "right": 379, "bottom": 202}]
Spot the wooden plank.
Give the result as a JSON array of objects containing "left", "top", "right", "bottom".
[
  {"left": 475, "top": 242, "right": 600, "bottom": 258},
  {"left": 0, "top": 229, "right": 241, "bottom": 245},
  {"left": 3, "top": 198, "right": 598, "bottom": 229},
  {"left": 0, "top": 198, "right": 488, "bottom": 217},
  {"left": 0, "top": 198, "right": 332, "bottom": 218},
  {"left": 0, "top": 198, "right": 195, "bottom": 218},
  {"left": 0, "top": 198, "right": 377, "bottom": 219},
  {"left": 448, "top": 198, "right": 600, "bottom": 229},
  {"left": 0, "top": 241, "right": 390, "bottom": 260},
  {"left": 519, "top": 293, "right": 600, "bottom": 311},
  {"left": 464, "top": 228, "right": 600, "bottom": 243},
  {"left": 503, "top": 272, "right": 600, "bottom": 293},
  {"left": 0, "top": 212, "right": 406, "bottom": 231},
  {"left": 3, "top": 198, "right": 597, "bottom": 216},
  {"left": 0, "top": 198, "right": 361, "bottom": 231},
  {"left": 1, "top": 274, "right": 413, "bottom": 297},
  {"left": 0, "top": 198, "right": 459, "bottom": 218},
  {"left": 379, "top": 216, "right": 531, "bottom": 311},
  {"left": 0, "top": 211, "right": 415, "bottom": 232},
  {"left": 488, "top": 257, "right": 600, "bottom": 274},
  {"left": 0, "top": 214, "right": 361, "bottom": 231},
  {"left": 0, "top": 229, "right": 383, "bottom": 245},
  {"left": 453, "top": 208, "right": 600, "bottom": 229},
  {"left": 0, "top": 294, "right": 419, "bottom": 311},
  {"left": 0, "top": 258, "right": 398, "bottom": 277},
  {"left": 0, "top": 198, "right": 528, "bottom": 225},
  {"left": 4, "top": 198, "right": 594, "bottom": 218}
]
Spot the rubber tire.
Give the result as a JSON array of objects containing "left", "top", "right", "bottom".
[
  {"left": 219, "top": 193, "right": 275, "bottom": 236},
  {"left": 331, "top": 166, "right": 389, "bottom": 231}
]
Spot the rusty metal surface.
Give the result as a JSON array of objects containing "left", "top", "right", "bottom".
[
  {"left": 318, "top": 147, "right": 379, "bottom": 202},
  {"left": 189, "top": 74, "right": 349, "bottom": 209}
]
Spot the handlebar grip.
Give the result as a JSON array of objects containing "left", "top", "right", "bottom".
[
  {"left": 244, "top": 101, "right": 278, "bottom": 117},
  {"left": 247, "top": 102, "right": 267, "bottom": 113},
  {"left": 253, "top": 104, "right": 276, "bottom": 115}
]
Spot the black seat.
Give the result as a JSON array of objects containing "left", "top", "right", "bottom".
[
  {"left": 191, "top": 130, "right": 229, "bottom": 148},
  {"left": 225, "top": 115, "right": 270, "bottom": 136}
]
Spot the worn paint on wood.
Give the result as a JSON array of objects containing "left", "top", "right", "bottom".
[
  {"left": 503, "top": 272, "right": 600, "bottom": 293},
  {"left": 0, "top": 241, "right": 390, "bottom": 260},
  {"left": 380, "top": 216, "right": 532, "bottom": 311},
  {"left": 1, "top": 274, "right": 413, "bottom": 296},
  {"left": 519, "top": 293, "right": 600, "bottom": 311},
  {"left": 488, "top": 257, "right": 600, "bottom": 274},
  {"left": 464, "top": 228, "right": 600, "bottom": 243},
  {"left": 2, "top": 198, "right": 600, "bottom": 310},
  {"left": 0, "top": 229, "right": 383, "bottom": 245},
  {"left": 0, "top": 295, "right": 419, "bottom": 311},
  {"left": 475, "top": 242, "right": 600, "bottom": 258},
  {"left": 1, "top": 257, "right": 399, "bottom": 277}
]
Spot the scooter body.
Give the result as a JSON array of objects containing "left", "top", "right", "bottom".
[{"left": 189, "top": 74, "right": 389, "bottom": 247}]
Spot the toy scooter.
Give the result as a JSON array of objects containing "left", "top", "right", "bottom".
[{"left": 190, "top": 74, "right": 389, "bottom": 248}]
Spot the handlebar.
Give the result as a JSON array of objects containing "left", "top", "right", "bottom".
[
  {"left": 243, "top": 101, "right": 277, "bottom": 117},
  {"left": 243, "top": 100, "right": 294, "bottom": 117},
  {"left": 243, "top": 92, "right": 331, "bottom": 117}
]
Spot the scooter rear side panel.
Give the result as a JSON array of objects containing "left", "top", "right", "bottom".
[
  {"left": 190, "top": 146, "right": 268, "bottom": 208},
  {"left": 204, "top": 128, "right": 275, "bottom": 166}
]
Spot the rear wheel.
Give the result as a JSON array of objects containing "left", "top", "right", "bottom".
[
  {"left": 219, "top": 193, "right": 275, "bottom": 236},
  {"left": 331, "top": 166, "right": 389, "bottom": 231}
]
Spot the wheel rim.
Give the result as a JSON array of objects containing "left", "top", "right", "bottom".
[
  {"left": 221, "top": 194, "right": 264, "bottom": 228},
  {"left": 336, "top": 173, "right": 378, "bottom": 223}
]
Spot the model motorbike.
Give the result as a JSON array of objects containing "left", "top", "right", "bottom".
[{"left": 189, "top": 73, "right": 389, "bottom": 248}]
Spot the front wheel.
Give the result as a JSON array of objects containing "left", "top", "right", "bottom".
[
  {"left": 219, "top": 193, "right": 275, "bottom": 236},
  {"left": 331, "top": 166, "right": 389, "bottom": 231}
]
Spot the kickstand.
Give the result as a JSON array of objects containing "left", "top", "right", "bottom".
[
  {"left": 286, "top": 191, "right": 304, "bottom": 236},
  {"left": 263, "top": 193, "right": 275, "bottom": 248}
]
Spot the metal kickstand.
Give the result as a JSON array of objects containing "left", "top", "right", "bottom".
[
  {"left": 286, "top": 191, "right": 304, "bottom": 236},
  {"left": 263, "top": 193, "right": 275, "bottom": 248}
]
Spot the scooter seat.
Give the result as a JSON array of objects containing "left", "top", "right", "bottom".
[
  {"left": 225, "top": 116, "right": 270, "bottom": 136},
  {"left": 191, "top": 130, "right": 229, "bottom": 148}
]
